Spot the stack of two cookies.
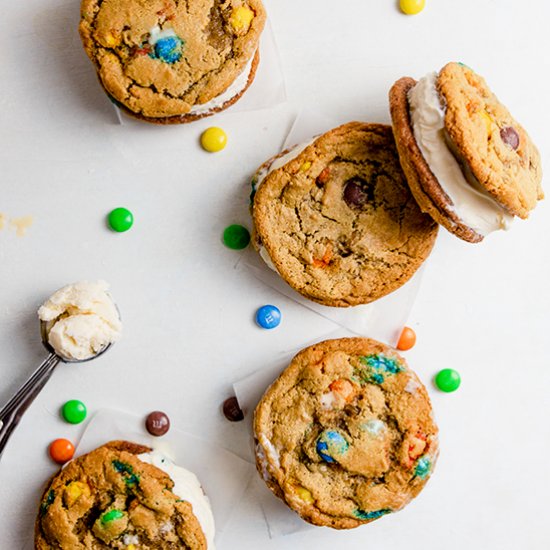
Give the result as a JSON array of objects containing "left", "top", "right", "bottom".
[{"left": 250, "top": 63, "right": 543, "bottom": 528}]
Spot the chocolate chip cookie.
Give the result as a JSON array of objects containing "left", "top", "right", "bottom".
[
  {"left": 251, "top": 122, "right": 438, "bottom": 307},
  {"left": 79, "top": 0, "right": 266, "bottom": 123},
  {"left": 35, "top": 441, "right": 207, "bottom": 549},
  {"left": 389, "top": 62, "right": 543, "bottom": 242},
  {"left": 254, "top": 338, "right": 439, "bottom": 529}
]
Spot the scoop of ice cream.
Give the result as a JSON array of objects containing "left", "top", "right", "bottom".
[{"left": 38, "top": 281, "right": 121, "bottom": 361}]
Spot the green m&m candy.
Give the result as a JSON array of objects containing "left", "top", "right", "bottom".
[
  {"left": 434, "top": 369, "right": 461, "bottom": 393},
  {"left": 223, "top": 224, "right": 250, "bottom": 250},
  {"left": 62, "top": 400, "right": 87, "bottom": 424},
  {"left": 108, "top": 207, "right": 134, "bottom": 232},
  {"left": 100, "top": 509, "right": 125, "bottom": 524}
]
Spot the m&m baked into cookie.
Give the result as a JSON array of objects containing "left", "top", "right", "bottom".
[
  {"left": 79, "top": 0, "right": 266, "bottom": 123},
  {"left": 254, "top": 338, "right": 438, "bottom": 529},
  {"left": 251, "top": 122, "right": 438, "bottom": 307},
  {"left": 35, "top": 441, "right": 215, "bottom": 548},
  {"left": 389, "top": 62, "right": 543, "bottom": 242}
]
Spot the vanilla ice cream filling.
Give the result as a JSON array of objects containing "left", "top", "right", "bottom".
[
  {"left": 139, "top": 451, "right": 216, "bottom": 549},
  {"left": 38, "top": 281, "right": 121, "bottom": 361},
  {"left": 252, "top": 139, "right": 316, "bottom": 271},
  {"left": 189, "top": 53, "right": 256, "bottom": 116},
  {"left": 408, "top": 72, "right": 513, "bottom": 236}
]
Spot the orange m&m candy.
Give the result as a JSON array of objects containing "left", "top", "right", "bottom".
[
  {"left": 397, "top": 327, "right": 416, "bottom": 351},
  {"left": 49, "top": 438, "right": 75, "bottom": 464}
]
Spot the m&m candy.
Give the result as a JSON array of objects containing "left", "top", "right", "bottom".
[
  {"left": 295, "top": 486, "right": 315, "bottom": 504},
  {"left": 100, "top": 509, "right": 125, "bottom": 524},
  {"left": 222, "top": 396, "right": 244, "bottom": 422},
  {"left": 200, "top": 127, "right": 228, "bottom": 153},
  {"left": 49, "top": 438, "right": 75, "bottom": 464},
  {"left": 154, "top": 36, "right": 184, "bottom": 64},
  {"left": 145, "top": 411, "right": 171, "bottom": 437},
  {"left": 108, "top": 207, "right": 134, "bottom": 232},
  {"left": 255, "top": 305, "right": 281, "bottom": 329},
  {"left": 61, "top": 400, "right": 87, "bottom": 424},
  {"left": 434, "top": 368, "right": 461, "bottom": 393},
  {"left": 316, "top": 430, "right": 349, "bottom": 463},
  {"left": 400, "top": 0, "right": 426, "bottom": 15},
  {"left": 397, "top": 327, "right": 416, "bottom": 351},
  {"left": 500, "top": 126, "right": 520, "bottom": 150},
  {"left": 223, "top": 224, "right": 250, "bottom": 250}
]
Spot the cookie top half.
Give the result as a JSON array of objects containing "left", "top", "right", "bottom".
[
  {"left": 438, "top": 62, "right": 543, "bottom": 219},
  {"left": 252, "top": 123, "right": 438, "bottom": 307},
  {"left": 254, "top": 338, "right": 439, "bottom": 529},
  {"left": 79, "top": 0, "right": 266, "bottom": 121},
  {"left": 35, "top": 441, "right": 207, "bottom": 549}
]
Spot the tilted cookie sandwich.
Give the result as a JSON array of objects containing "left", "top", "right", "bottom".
[
  {"left": 254, "top": 338, "right": 438, "bottom": 529},
  {"left": 35, "top": 441, "right": 215, "bottom": 549},
  {"left": 79, "top": 0, "right": 266, "bottom": 123},
  {"left": 389, "top": 62, "right": 543, "bottom": 243},
  {"left": 251, "top": 122, "right": 438, "bottom": 307}
]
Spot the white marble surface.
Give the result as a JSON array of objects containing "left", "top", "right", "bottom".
[{"left": 1, "top": 0, "right": 549, "bottom": 548}]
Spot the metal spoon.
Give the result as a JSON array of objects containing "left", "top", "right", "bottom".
[{"left": 0, "top": 319, "right": 114, "bottom": 458}]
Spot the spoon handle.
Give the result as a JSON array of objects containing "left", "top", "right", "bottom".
[{"left": 0, "top": 353, "right": 60, "bottom": 458}]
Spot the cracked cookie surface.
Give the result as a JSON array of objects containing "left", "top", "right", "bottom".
[
  {"left": 438, "top": 62, "right": 543, "bottom": 219},
  {"left": 252, "top": 122, "right": 438, "bottom": 307},
  {"left": 254, "top": 338, "right": 439, "bottom": 529},
  {"left": 35, "top": 441, "right": 207, "bottom": 549},
  {"left": 79, "top": 0, "right": 266, "bottom": 122}
]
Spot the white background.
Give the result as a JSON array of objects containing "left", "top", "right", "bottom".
[{"left": 1, "top": 0, "right": 549, "bottom": 548}]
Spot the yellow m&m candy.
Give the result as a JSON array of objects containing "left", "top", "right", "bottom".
[
  {"left": 200, "top": 127, "right": 228, "bottom": 153},
  {"left": 400, "top": 0, "right": 426, "bottom": 15},
  {"left": 64, "top": 481, "right": 91, "bottom": 506},
  {"left": 230, "top": 6, "right": 254, "bottom": 33},
  {"left": 480, "top": 110, "right": 493, "bottom": 135},
  {"left": 295, "top": 486, "right": 315, "bottom": 504}
]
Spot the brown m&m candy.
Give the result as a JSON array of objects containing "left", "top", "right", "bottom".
[
  {"left": 145, "top": 411, "right": 170, "bottom": 436},
  {"left": 343, "top": 178, "right": 372, "bottom": 208},
  {"left": 222, "top": 396, "right": 244, "bottom": 422},
  {"left": 500, "top": 126, "right": 520, "bottom": 150}
]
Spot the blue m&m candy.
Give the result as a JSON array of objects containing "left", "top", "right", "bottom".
[
  {"left": 316, "top": 430, "right": 349, "bottom": 463},
  {"left": 414, "top": 456, "right": 432, "bottom": 479},
  {"left": 154, "top": 36, "right": 184, "bottom": 64},
  {"left": 354, "top": 508, "right": 391, "bottom": 521},
  {"left": 255, "top": 305, "right": 281, "bottom": 330}
]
